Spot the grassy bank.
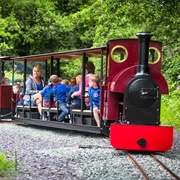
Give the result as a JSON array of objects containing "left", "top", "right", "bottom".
[
  {"left": 0, "top": 153, "right": 16, "bottom": 179},
  {"left": 161, "top": 89, "right": 180, "bottom": 130}
]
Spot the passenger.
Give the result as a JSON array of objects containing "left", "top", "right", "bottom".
[
  {"left": 33, "top": 78, "right": 49, "bottom": 106},
  {"left": 23, "top": 65, "right": 44, "bottom": 115},
  {"left": 66, "top": 75, "right": 82, "bottom": 122},
  {"left": 1, "top": 72, "right": 10, "bottom": 85},
  {"left": 40, "top": 79, "right": 56, "bottom": 108},
  {"left": 49, "top": 75, "right": 70, "bottom": 122},
  {"left": 33, "top": 79, "right": 56, "bottom": 120},
  {"left": 71, "top": 61, "right": 95, "bottom": 109},
  {"left": 12, "top": 84, "right": 23, "bottom": 115},
  {"left": 12, "top": 84, "right": 24, "bottom": 105},
  {"left": 88, "top": 75, "right": 101, "bottom": 127},
  {"left": 61, "top": 79, "right": 69, "bottom": 86},
  {"left": 69, "top": 77, "right": 76, "bottom": 87},
  {"left": 61, "top": 79, "right": 70, "bottom": 100}
]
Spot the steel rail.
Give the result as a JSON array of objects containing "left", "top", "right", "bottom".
[
  {"left": 125, "top": 151, "right": 150, "bottom": 180},
  {"left": 150, "top": 154, "right": 180, "bottom": 180}
]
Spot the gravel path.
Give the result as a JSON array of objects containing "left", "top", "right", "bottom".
[{"left": 0, "top": 123, "right": 179, "bottom": 180}]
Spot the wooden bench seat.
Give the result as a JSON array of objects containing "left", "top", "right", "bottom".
[
  {"left": 41, "top": 107, "right": 58, "bottom": 112},
  {"left": 40, "top": 107, "right": 95, "bottom": 125},
  {"left": 41, "top": 107, "right": 92, "bottom": 115},
  {"left": 17, "top": 105, "right": 38, "bottom": 110},
  {"left": 41, "top": 107, "right": 60, "bottom": 121},
  {"left": 72, "top": 109, "right": 92, "bottom": 115},
  {"left": 16, "top": 105, "right": 39, "bottom": 119},
  {"left": 71, "top": 109, "right": 95, "bottom": 125}
]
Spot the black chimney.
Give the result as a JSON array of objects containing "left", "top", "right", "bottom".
[{"left": 136, "top": 32, "right": 152, "bottom": 75}]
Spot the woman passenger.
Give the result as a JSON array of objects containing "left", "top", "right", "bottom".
[
  {"left": 23, "top": 65, "right": 44, "bottom": 112},
  {"left": 71, "top": 61, "right": 95, "bottom": 109}
]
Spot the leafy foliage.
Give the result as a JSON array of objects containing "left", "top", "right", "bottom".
[
  {"left": 50, "top": 0, "right": 94, "bottom": 15},
  {"left": 0, "top": 15, "right": 20, "bottom": 56},
  {"left": 0, "top": 153, "right": 15, "bottom": 178},
  {"left": 161, "top": 89, "right": 180, "bottom": 129},
  {"left": 1, "top": 0, "right": 179, "bottom": 77}
]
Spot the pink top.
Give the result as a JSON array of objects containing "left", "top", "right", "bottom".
[{"left": 71, "top": 74, "right": 93, "bottom": 106}]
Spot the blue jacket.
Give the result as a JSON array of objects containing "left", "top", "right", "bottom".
[
  {"left": 66, "top": 84, "right": 81, "bottom": 105},
  {"left": 88, "top": 86, "right": 100, "bottom": 109},
  {"left": 49, "top": 83, "right": 70, "bottom": 102},
  {"left": 40, "top": 84, "right": 53, "bottom": 102}
]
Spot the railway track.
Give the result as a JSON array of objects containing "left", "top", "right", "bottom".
[
  {"left": 101, "top": 136, "right": 179, "bottom": 180},
  {"left": 150, "top": 154, "right": 180, "bottom": 180},
  {"left": 77, "top": 137, "right": 180, "bottom": 180},
  {"left": 125, "top": 151, "right": 180, "bottom": 180},
  {"left": 76, "top": 143, "right": 180, "bottom": 180}
]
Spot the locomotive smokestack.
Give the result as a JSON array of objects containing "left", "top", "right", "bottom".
[{"left": 136, "top": 32, "right": 152, "bottom": 75}]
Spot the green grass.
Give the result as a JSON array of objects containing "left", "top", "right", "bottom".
[
  {"left": 0, "top": 153, "right": 16, "bottom": 179},
  {"left": 161, "top": 89, "right": 180, "bottom": 130}
]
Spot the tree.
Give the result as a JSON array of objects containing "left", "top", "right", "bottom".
[
  {"left": 0, "top": 15, "right": 21, "bottom": 56},
  {"left": 71, "top": 0, "right": 180, "bottom": 86},
  {"left": 0, "top": 0, "right": 179, "bottom": 84}
]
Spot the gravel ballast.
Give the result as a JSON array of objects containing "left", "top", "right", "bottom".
[{"left": 0, "top": 123, "right": 179, "bottom": 180}]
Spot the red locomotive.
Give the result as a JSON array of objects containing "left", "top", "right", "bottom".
[
  {"left": 107, "top": 33, "right": 173, "bottom": 151},
  {"left": 0, "top": 32, "right": 173, "bottom": 152}
]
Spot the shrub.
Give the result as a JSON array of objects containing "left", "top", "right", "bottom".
[
  {"left": 0, "top": 153, "right": 15, "bottom": 178},
  {"left": 161, "top": 89, "right": 180, "bottom": 130}
]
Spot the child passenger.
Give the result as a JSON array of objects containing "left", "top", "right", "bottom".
[
  {"left": 12, "top": 84, "right": 23, "bottom": 105},
  {"left": 66, "top": 75, "right": 82, "bottom": 122},
  {"left": 40, "top": 79, "right": 56, "bottom": 120},
  {"left": 1, "top": 72, "right": 10, "bottom": 85},
  {"left": 88, "top": 75, "right": 101, "bottom": 127},
  {"left": 61, "top": 79, "right": 69, "bottom": 86},
  {"left": 69, "top": 77, "right": 76, "bottom": 87},
  {"left": 49, "top": 75, "right": 70, "bottom": 122},
  {"left": 40, "top": 80, "right": 56, "bottom": 108},
  {"left": 12, "top": 84, "right": 23, "bottom": 116},
  {"left": 66, "top": 75, "right": 82, "bottom": 108}
]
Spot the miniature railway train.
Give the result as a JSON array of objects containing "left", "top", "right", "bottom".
[{"left": 0, "top": 32, "right": 173, "bottom": 152}]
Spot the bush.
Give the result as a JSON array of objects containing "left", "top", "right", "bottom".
[
  {"left": 161, "top": 89, "right": 180, "bottom": 130},
  {"left": 0, "top": 153, "right": 15, "bottom": 178}
]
